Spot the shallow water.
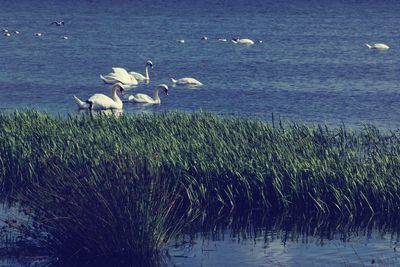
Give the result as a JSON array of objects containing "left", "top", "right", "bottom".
[
  {"left": 1, "top": 0, "right": 400, "bottom": 128},
  {"left": 171, "top": 228, "right": 400, "bottom": 267}
]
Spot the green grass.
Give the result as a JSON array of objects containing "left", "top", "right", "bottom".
[{"left": 1, "top": 110, "right": 400, "bottom": 260}]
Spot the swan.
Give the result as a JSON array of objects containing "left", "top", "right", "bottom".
[
  {"left": 171, "top": 77, "right": 202, "bottom": 86},
  {"left": 100, "top": 67, "right": 138, "bottom": 88},
  {"left": 50, "top": 21, "right": 65, "bottom": 26},
  {"left": 128, "top": 60, "right": 153, "bottom": 83},
  {"left": 365, "top": 43, "right": 389, "bottom": 49},
  {"left": 232, "top": 38, "right": 255, "bottom": 45},
  {"left": 73, "top": 83, "right": 125, "bottom": 110},
  {"left": 128, "top": 84, "right": 169, "bottom": 104}
]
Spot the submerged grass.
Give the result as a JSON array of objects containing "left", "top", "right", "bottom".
[{"left": 1, "top": 110, "right": 400, "bottom": 260}]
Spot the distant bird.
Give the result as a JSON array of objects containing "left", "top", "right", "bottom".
[
  {"left": 61, "top": 36, "right": 68, "bottom": 39},
  {"left": 100, "top": 67, "right": 138, "bottom": 88},
  {"left": 3, "top": 32, "right": 11, "bottom": 37},
  {"left": 128, "top": 84, "right": 169, "bottom": 105},
  {"left": 365, "top": 43, "right": 389, "bottom": 49},
  {"left": 258, "top": 40, "right": 263, "bottom": 43},
  {"left": 50, "top": 21, "right": 65, "bottom": 26},
  {"left": 128, "top": 60, "right": 154, "bottom": 83},
  {"left": 217, "top": 38, "right": 227, "bottom": 42},
  {"left": 74, "top": 83, "right": 125, "bottom": 110},
  {"left": 2, "top": 28, "right": 9, "bottom": 33},
  {"left": 14, "top": 31, "right": 19, "bottom": 34},
  {"left": 232, "top": 38, "right": 255, "bottom": 45},
  {"left": 177, "top": 39, "right": 185, "bottom": 43},
  {"left": 171, "top": 77, "right": 202, "bottom": 86},
  {"left": 202, "top": 36, "right": 208, "bottom": 40},
  {"left": 34, "top": 32, "right": 43, "bottom": 37}
]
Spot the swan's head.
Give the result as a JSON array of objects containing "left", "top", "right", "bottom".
[
  {"left": 146, "top": 60, "right": 154, "bottom": 69},
  {"left": 113, "top": 83, "right": 125, "bottom": 95},
  {"left": 159, "top": 84, "right": 169, "bottom": 96}
]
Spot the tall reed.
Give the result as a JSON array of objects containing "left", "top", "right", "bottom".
[{"left": 1, "top": 110, "right": 400, "bottom": 224}]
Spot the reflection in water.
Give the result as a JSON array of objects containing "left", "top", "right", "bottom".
[
  {"left": 1, "top": 210, "right": 400, "bottom": 266},
  {"left": 169, "top": 212, "right": 400, "bottom": 267}
]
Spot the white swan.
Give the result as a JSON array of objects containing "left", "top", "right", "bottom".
[
  {"left": 231, "top": 38, "right": 254, "bottom": 45},
  {"left": 100, "top": 67, "right": 138, "bottom": 88},
  {"left": 171, "top": 77, "right": 202, "bottom": 86},
  {"left": 366, "top": 43, "right": 389, "bottom": 49},
  {"left": 128, "top": 60, "right": 153, "bottom": 83},
  {"left": 73, "top": 83, "right": 125, "bottom": 110},
  {"left": 128, "top": 84, "right": 169, "bottom": 104}
]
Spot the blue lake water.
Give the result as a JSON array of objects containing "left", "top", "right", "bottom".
[
  {"left": 1, "top": 0, "right": 400, "bottom": 266},
  {"left": 1, "top": 0, "right": 400, "bottom": 128}
]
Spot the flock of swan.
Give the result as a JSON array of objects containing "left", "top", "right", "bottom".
[
  {"left": 74, "top": 60, "right": 203, "bottom": 110},
  {"left": 3, "top": 25, "right": 391, "bottom": 51},
  {"left": 2, "top": 21, "right": 68, "bottom": 39}
]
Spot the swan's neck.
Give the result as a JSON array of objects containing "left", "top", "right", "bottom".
[
  {"left": 153, "top": 88, "right": 160, "bottom": 103},
  {"left": 145, "top": 65, "right": 150, "bottom": 82},
  {"left": 111, "top": 87, "right": 121, "bottom": 103}
]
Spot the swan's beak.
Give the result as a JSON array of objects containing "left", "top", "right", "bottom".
[{"left": 164, "top": 88, "right": 169, "bottom": 96}]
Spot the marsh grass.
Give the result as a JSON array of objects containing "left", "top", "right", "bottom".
[
  {"left": 2, "top": 111, "right": 400, "bottom": 214},
  {"left": 1, "top": 110, "right": 400, "bottom": 259}
]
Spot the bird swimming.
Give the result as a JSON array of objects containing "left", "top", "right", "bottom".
[
  {"left": 50, "top": 21, "right": 65, "bottom": 26},
  {"left": 365, "top": 43, "right": 389, "bottom": 49},
  {"left": 128, "top": 84, "right": 169, "bottom": 105},
  {"left": 232, "top": 38, "right": 255, "bottom": 45},
  {"left": 74, "top": 83, "right": 125, "bottom": 110}
]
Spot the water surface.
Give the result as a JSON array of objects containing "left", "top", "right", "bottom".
[{"left": 1, "top": 0, "right": 400, "bottom": 128}]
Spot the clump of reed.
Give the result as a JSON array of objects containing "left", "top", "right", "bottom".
[
  {"left": 3, "top": 156, "right": 188, "bottom": 264},
  {"left": 1, "top": 110, "right": 400, "bottom": 254}
]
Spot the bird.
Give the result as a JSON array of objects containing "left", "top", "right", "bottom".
[
  {"left": 128, "top": 84, "right": 169, "bottom": 104},
  {"left": 14, "top": 31, "right": 19, "bottom": 34},
  {"left": 73, "top": 83, "right": 125, "bottom": 110},
  {"left": 100, "top": 67, "right": 138, "bottom": 88},
  {"left": 365, "top": 43, "right": 389, "bottom": 49},
  {"left": 3, "top": 32, "right": 10, "bottom": 37},
  {"left": 2, "top": 28, "right": 9, "bottom": 33},
  {"left": 50, "top": 21, "right": 65, "bottom": 26},
  {"left": 171, "top": 77, "right": 202, "bottom": 86},
  {"left": 34, "top": 32, "right": 43, "bottom": 37},
  {"left": 128, "top": 60, "right": 153, "bottom": 83},
  {"left": 202, "top": 36, "right": 208, "bottom": 41},
  {"left": 231, "top": 38, "right": 255, "bottom": 45},
  {"left": 61, "top": 36, "right": 68, "bottom": 39},
  {"left": 177, "top": 39, "right": 185, "bottom": 44},
  {"left": 217, "top": 38, "right": 227, "bottom": 42}
]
